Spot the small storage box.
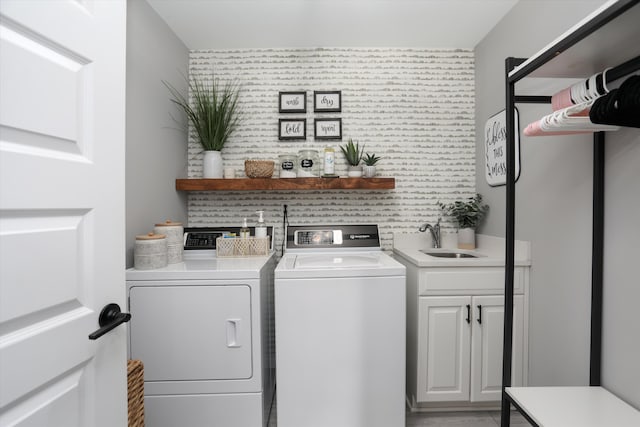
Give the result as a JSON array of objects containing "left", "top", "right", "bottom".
[{"left": 216, "top": 237, "right": 270, "bottom": 257}]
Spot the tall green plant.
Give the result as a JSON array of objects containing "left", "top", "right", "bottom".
[
  {"left": 340, "top": 138, "right": 364, "bottom": 166},
  {"left": 164, "top": 72, "right": 242, "bottom": 151},
  {"left": 438, "top": 193, "right": 489, "bottom": 229}
]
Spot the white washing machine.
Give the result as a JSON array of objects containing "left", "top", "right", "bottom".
[
  {"left": 126, "top": 227, "right": 275, "bottom": 427},
  {"left": 275, "top": 224, "right": 406, "bottom": 427}
]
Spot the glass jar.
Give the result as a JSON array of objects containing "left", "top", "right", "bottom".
[
  {"left": 297, "top": 149, "right": 320, "bottom": 177},
  {"left": 278, "top": 154, "right": 298, "bottom": 178},
  {"left": 323, "top": 146, "right": 335, "bottom": 175}
]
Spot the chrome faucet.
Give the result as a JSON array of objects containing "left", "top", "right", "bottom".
[{"left": 419, "top": 218, "right": 441, "bottom": 248}]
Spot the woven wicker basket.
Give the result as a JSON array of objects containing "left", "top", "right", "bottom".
[
  {"left": 245, "top": 160, "right": 274, "bottom": 178},
  {"left": 216, "top": 237, "right": 270, "bottom": 257},
  {"left": 128, "top": 359, "right": 145, "bottom": 427}
]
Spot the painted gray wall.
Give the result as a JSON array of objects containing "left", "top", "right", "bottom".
[
  {"left": 475, "top": 0, "right": 640, "bottom": 408},
  {"left": 125, "top": 0, "right": 189, "bottom": 267}
]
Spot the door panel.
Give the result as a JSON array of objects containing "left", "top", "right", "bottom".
[
  {"left": 0, "top": 1, "right": 126, "bottom": 425},
  {"left": 0, "top": 213, "right": 86, "bottom": 323},
  {"left": 417, "top": 296, "right": 471, "bottom": 402}
]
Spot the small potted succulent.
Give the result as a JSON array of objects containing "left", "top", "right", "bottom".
[
  {"left": 340, "top": 138, "right": 365, "bottom": 177},
  {"left": 362, "top": 153, "right": 381, "bottom": 178},
  {"left": 438, "top": 193, "right": 489, "bottom": 249}
]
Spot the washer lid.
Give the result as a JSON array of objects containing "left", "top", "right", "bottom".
[
  {"left": 294, "top": 253, "right": 382, "bottom": 269},
  {"left": 276, "top": 250, "right": 406, "bottom": 279}
]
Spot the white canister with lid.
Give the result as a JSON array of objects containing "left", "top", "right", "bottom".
[
  {"left": 154, "top": 220, "right": 184, "bottom": 263},
  {"left": 134, "top": 232, "right": 168, "bottom": 270}
]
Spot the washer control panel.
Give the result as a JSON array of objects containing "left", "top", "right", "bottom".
[
  {"left": 287, "top": 224, "right": 380, "bottom": 250},
  {"left": 294, "top": 229, "right": 343, "bottom": 246}
]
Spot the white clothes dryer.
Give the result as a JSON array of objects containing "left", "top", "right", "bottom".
[
  {"left": 126, "top": 227, "right": 275, "bottom": 427},
  {"left": 275, "top": 224, "right": 406, "bottom": 427}
]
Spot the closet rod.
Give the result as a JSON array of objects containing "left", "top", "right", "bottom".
[
  {"left": 515, "top": 96, "right": 551, "bottom": 104},
  {"left": 606, "top": 54, "right": 640, "bottom": 83}
]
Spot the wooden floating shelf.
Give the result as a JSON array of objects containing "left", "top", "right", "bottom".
[{"left": 175, "top": 177, "right": 395, "bottom": 191}]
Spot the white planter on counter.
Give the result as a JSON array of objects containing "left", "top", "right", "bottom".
[{"left": 457, "top": 227, "right": 476, "bottom": 249}]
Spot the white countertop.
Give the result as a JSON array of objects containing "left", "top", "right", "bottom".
[{"left": 393, "top": 232, "right": 531, "bottom": 268}]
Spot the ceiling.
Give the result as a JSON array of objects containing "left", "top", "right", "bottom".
[{"left": 147, "top": 0, "right": 520, "bottom": 50}]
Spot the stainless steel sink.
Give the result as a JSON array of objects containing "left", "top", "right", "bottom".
[{"left": 419, "top": 250, "right": 479, "bottom": 258}]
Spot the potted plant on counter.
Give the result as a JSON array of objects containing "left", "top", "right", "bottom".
[
  {"left": 164, "top": 71, "right": 242, "bottom": 178},
  {"left": 362, "top": 153, "right": 381, "bottom": 178},
  {"left": 438, "top": 193, "right": 489, "bottom": 249},
  {"left": 340, "top": 138, "right": 365, "bottom": 177}
]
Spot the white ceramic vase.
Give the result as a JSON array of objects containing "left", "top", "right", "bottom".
[
  {"left": 363, "top": 165, "right": 376, "bottom": 178},
  {"left": 457, "top": 227, "right": 476, "bottom": 250},
  {"left": 203, "top": 150, "right": 223, "bottom": 178},
  {"left": 347, "top": 165, "right": 363, "bottom": 177}
]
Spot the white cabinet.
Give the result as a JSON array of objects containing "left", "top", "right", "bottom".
[
  {"left": 417, "top": 295, "right": 524, "bottom": 403},
  {"left": 397, "top": 258, "right": 529, "bottom": 410}
]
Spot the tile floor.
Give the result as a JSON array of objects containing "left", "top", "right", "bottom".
[
  {"left": 268, "top": 399, "right": 532, "bottom": 426},
  {"left": 406, "top": 410, "right": 532, "bottom": 426}
]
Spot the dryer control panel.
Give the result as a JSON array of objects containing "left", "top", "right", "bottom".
[{"left": 184, "top": 227, "right": 274, "bottom": 250}]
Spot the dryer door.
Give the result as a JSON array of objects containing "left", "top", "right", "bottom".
[{"left": 129, "top": 284, "right": 252, "bottom": 381}]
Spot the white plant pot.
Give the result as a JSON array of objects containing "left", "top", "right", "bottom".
[
  {"left": 363, "top": 165, "right": 376, "bottom": 178},
  {"left": 347, "top": 165, "right": 363, "bottom": 177},
  {"left": 203, "top": 150, "right": 223, "bottom": 178},
  {"left": 457, "top": 227, "right": 476, "bottom": 250}
]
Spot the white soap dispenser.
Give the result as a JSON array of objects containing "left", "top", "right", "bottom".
[
  {"left": 240, "top": 217, "right": 250, "bottom": 238},
  {"left": 255, "top": 210, "right": 267, "bottom": 238}
]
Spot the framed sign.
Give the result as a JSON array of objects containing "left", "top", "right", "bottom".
[
  {"left": 314, "top": 118, "right": 342, "bottom": 140},
  {"left": 279, "top": 91, "right": 306, "bottom": 113},
  {"left": 279, "top": 119, "right": 306, "bottom": 140},
  {"left": 484, "top": 109, "right": 521, "bottom": 186},
  {"left": 314, "top": 90, "right": 341, "bottom": 112}
]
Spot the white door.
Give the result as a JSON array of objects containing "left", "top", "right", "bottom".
[
  {"left": 0, "top": 1, "right": 127, "bottom": 426},
  {"left": 470, "top": 295, "right": 524, "bottom": 402},
  {"left": 417, "top": 296, "right": 471, "bottom": 402}
]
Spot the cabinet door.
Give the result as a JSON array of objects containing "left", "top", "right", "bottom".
[
  {"left": 417, "top": 296, "right": 471, "bottom": 402},
  {"left": 470, "top": 295, "right": 524, "bottom": 402}
]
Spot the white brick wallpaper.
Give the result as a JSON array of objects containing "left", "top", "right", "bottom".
[{"left": 185, "top": 48, "right": 476, "bottom": 252}]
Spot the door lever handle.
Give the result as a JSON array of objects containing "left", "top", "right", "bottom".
[{"left": 88, "top": 303, "right": 131, "bottom": 340}]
